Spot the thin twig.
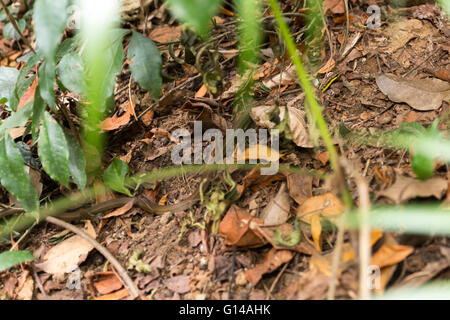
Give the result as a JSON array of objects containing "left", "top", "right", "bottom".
[
  {"left": 45, "top": 216, "right": 141, "bottom": 299},
  {"left": 356, "top": 177, "right": 371, "bottom": 300},
  {"left": 0, "top": 0, "right": 36, "bottom": 54},
  {"left": 266, "top": 258, "right": 290, "bottom": 300},
  {"left": 327, "top": 215, "right": 345, "bottom": 300}
]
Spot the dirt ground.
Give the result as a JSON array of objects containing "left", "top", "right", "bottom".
[{"left": 1, "top": 0, "right": 449, "bottom": 300}]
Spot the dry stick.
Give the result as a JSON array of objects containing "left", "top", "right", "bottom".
[
  {"left": 356, "top": 177, "right": 371, "bottom": 300},
  {"left": 327, "top": 215, "right": 345, "bottom": 300},
  {"left": 0, "top": 0, "right": 36, "bottom": 54},
  {"left": 45, "top": 216, "right": 141, "bottom": 299},
  {"left": 339, "top": 0, "right": 350, "bottom": 58},
  {"left": 266, "top": 259, "right": 290, "bottom": 300}
]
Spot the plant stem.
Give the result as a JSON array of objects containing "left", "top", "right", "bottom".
[
  {"left": 268, "top": 0, "right": 338, "bottom": 173},
  {"left": 0, "top": 0, "right": 36, "bottom": 54}
]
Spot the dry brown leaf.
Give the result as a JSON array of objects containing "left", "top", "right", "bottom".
[
  {"left": 102, "top": 199, "right": 134, "bottom": 219},
  {"left": 297, "top": 193, "right": 344, "bottom": 252},
  {"left": 35, "top": 221, "right": 96, "bottom": 278},
  {"left": 371, "top": 244, "right": 414, "bottom": 269},
  {"left": 94, "top": 272, "right": 123, "bottom": 295},
  {"left": 164, "top": 275, "right": 190, "bottom": 294},
  {"left": 280, "top": 107, "right": 314, "bottom": 148},
  {"left": 17, "top": 77, "right": 38, "bottom": 110},
  {"left": 235, "top": 144, "right": 281, "bottom": 163},
  {"left": 377, "top": 175, "right": 448, "bottom": 204},
  {"left": 194, "top": 84, "right": 208, "bottom": 98},
  {"left": 286, "top": 173, "right": 313, "bottom": 205},
  {"left": 16, "top": 273, "right": 34, "bottom": 300},
  {"left": 261, "top": 183, "right": 290, "bottom": 226},
  {"left": 8, "top": 127, "right": 26, "bottom": 139},
  {"left": 99, "top": 100, "right": 134, "bottom": 131},
  {"left": 297, "top": 193, "right": 344, "bottom": 224},
  {"left": 148, "top": 25, "right": 181, "bottom": 43},
  {"left": 263, "top": 65, "right": 296, "bottom": 89},
  {"left": 323, "top": 0, "right": 345, "bottom": 14},
  {"left": 140, "top": 109, "right": 154, "bottom": 126},
  {"left": 94, "top": 288, "right": 130, "bottom": 300},
  {"left": 218, "top": 205, "right": 266, "bottom": 247},
  {"left": 376, "top": 73, "right": 450, "bottom": 111},
  {"left": 245, "top": 248, "right": 293, "bottom": 285},
  {"left": 316, "top": 57, "right": 335, "bottom": 75},
  {"left": 385, "top": 19, "right": 432, "bottom": 53}
]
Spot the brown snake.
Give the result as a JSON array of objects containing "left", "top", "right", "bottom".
[{"left": 0, "top": 175, "right": 210, "bottom": 222}]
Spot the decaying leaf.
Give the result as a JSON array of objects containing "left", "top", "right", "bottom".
[
  {"left": 93, "top": 272, "right": 123, "bottom": 295},
  {"left": 286, "top": 173, "right": 313, "bottom": 205},
  {"left": 377, "top": 175, "right": 447, "bottom": 204},
  {"left": 99, "top": 100, "right": 135, "bottom": 131},
  {"left": 385, "top": 19, "right": 432, "bottom": 53},
  {"left": 323, "top": 0, "right": 345, "bottom": 14},
  {"left": 297, "top": 193, "right": 344, "bottom": 252},
  {"left": 148, "top": 25, "right": 181, "bottom": 43},
  {"left": 376, "top": 73, "right": 450, "bottom": 111},
  {"left": 262, "top": 65, "right": 297, "bottom": 89},
  {"left": 35, "top": 221, "right": 96, "bottom": 278},
  {"left": 94, "top": 288, "right": 130, "bottom": 300},
  {"left": 16, "top": 273, "right": 34, "bottom": 300},
  {"left": 102, "top": 199, "right": 134, "bottom": 219},
  {"left": 261, "top": 183, "right": 290, "bottom": 226},
  {"left": 235, "top": 144, "right": 280, "bottom": 163},
  {"left": 250, "top": 105, "right": 314, "bottom": 148},
  {"left": 218, "top": 205, "right": 266, "bottom": 247},
  {"left": 371, "top": 243, "right": 414, "bottom": 269},
  {"left": 164, "top": 275, "right": 190, "bottom": 294},
  {"left": 245, "top": 248, "right": 293, "bottom": 285}
]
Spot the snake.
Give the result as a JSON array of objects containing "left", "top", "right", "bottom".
[{"left": 0, "top": 175, "right": 210, "bottom": 223}]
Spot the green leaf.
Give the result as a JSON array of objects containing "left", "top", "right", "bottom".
[
  {"left": 0, "top": 133, "right": 39, "bottom": 212},
  {"left": 103, "top": 158, "right": 132, "bottom": 197},
  {"left": 412, "top": 153, "right": 434, "bottom": 180},
  {"left": 167, "top": 0, "right": 222, "bottom": 36},
  {"left": 38, "top": 59, "right": 56, "bottom": 109},
  {"left": 31, "top": 85, "right": 45, "bottom": 142},
  {"left": 0, "top": 103, "right": 33, "bottom": 136},
  {"left": 38, "top": 111, "right": 70, "bottom": 187},
  {"left": 56, "top": 37, "right": 76, "bottom": 62},
  {"left": 0, "top": 250, "right": 35, "bottom": 272},
  {"left": 64, "top": 131, "right": 87, "bottom": 190},
  {"left": 33, "top": 0, "right": 68, "bottom": 59},
  {"left": 0, "top": 67, "right": 19, "bottom": 107},
  {"left": 57, "top": 52, "right": 86, "bottom": 95},
  {"left": 3, "top": 19, "right": 26, "bottom": 41},
  {"left": 127, "top": 31, "right": 162, "bottom": 99}
]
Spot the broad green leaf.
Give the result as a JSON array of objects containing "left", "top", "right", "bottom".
[
  {"left": 167, "top": 0, "right": 222, "bottom": 36},
  {"left": 0, "top": 67, "right": 19, "bottom": 107},
  {"left": 0, "top": 103, "right": 33, "bottom": 135},
  {"left": 56, "top": 37, "right": 76, "bottom": 62},
  {"left": 0, "top": 250, "right": 35, "bottom": 272},
  {"left": 103, "top": 158, "right": 132, "bottom": 197},
  {"left": 33, "top": 0, "right": 68, "bottom": 59},
  {"left": 57, "top": 52, "right": 86, "bottom": 95},
  {"left": 3, "top": 19, "right": 26, "bottom": 41},
  {"left": 64, "top": 131, "right": 87, "bottom": 190},
  {"left": 38, "top": 111, "right": 70, "bottom": 187},
  {"left": 0, "top": 133, "right": 39, "bottom": 212},
  {"left": 128, "top": 31, "right": 162, "bottom": 99},
  {"left": 31, "top": 85, "right": 45, "bottom": 142},
  {"left": 38, "top": 59, "right": 56, "bottom": 109}
]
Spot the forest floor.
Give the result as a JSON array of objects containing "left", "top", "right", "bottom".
[{"left": 1, "top": 0, "right": 449, "bottom": 300}]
